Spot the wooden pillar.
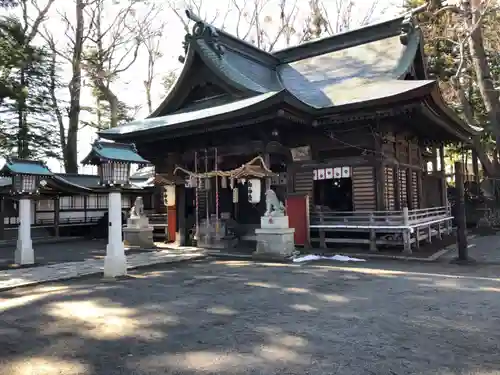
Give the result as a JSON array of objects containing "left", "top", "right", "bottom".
[
  {"left": 54, "top": 196, "right": 60, "bottom": 237},
  {"left": 455, "top": 161, "right": 469, "bottom": 261},
  {"left": 417, "top": 170, "right": 424, "bottom": 208},
  {"left": 439, "top": 144, "right": 447, "bottom": 207},
  {"left": 431, "top": 147, "right": 438, "bottom": 172},
  {"left": 374, "top": 162, "right": 386, "bottom": 211},
  {"left": 286, "top": 163, "right": 296, "bottom": 196},
  {"left": 176, "top": 183, "right": 187, "bottom": 246},
  {"left": 0, "top": 196, "right": 4, "bottom": 240}
]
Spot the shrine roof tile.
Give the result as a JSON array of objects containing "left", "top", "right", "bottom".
[{"left": 0, "top": 158, "right": 52, "bottom": 176}]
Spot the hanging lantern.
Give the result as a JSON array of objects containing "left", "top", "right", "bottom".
[
  {"left": 221, "top": 176, "right": 227, "bottom": 189},
  {"left": 247, "top": 178, "right": 261, "bottom": 204}
]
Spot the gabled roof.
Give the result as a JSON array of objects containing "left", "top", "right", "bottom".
[
  {"left": 81, "top": 140, "right": 150, "bottom": 165},
  {"left": 0, "top": 157, "right": 53, "bottom": 176},
  {"left": 99, "top": 10, "right": 478, "bottom": 141}
]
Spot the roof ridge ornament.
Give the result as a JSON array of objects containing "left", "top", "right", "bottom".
[
  {"left": 183, "top": 9, "right": 225, "bottom": 59},
  {"left": 400, "top": 13, "right": 417, "bottom": 45}
]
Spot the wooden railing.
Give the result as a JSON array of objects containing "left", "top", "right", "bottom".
[
  {"left": 310, "top": 206, "right": 453, "bottom": 253},
  {"left": 4, "top": 216, "right": 102, "bottom": 227}
]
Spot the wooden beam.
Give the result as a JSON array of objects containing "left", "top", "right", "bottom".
[{"left": 176, "top": 184, "right": 187, "bottom": 246}]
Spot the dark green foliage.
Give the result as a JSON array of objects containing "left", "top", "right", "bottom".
[
  {"left": 0, "top": 2, "right": 61, "bottom": 160},
  {"left": 0, "top": 47, "right": 61, "bottom": 159}
]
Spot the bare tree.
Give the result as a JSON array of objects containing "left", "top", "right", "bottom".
[
  {"left": 236, "top": 0, "right": 302, "bottom": 50},
  {"left": 417, "top": 0, "right": 500, "bottom": 176},
  {"left": 162, "top": 70, "right": 178, "bottom": 94},
  {"left": 302, "top": 0, "right": 385, "bottom": 40},
  {"left": 169, "top": 0, "right": 383, "bottom": 51},
  {"left": 81, "top": 0, "right": 145, "bottom": 129},
  {"left": 42, "top": 0, "right": 89, "bottom": 173},
  {"left": 20, "top": 0, "right": 56, "bottom": 44},
  {"left": 136, "top": 4, "right": 167, "bottom": 114}
]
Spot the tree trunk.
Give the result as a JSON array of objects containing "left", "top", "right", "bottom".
[
  {"left": 452, "top": 75, "right": 496, "bottom": 176},
  {"left": 48, "top": 47, "right": 66, "bottom": 161},
  {"left": 17, "top": 66, "right": 28, "bottom": 159},
  {"left": 65, "top": 0, "right": 85, "bottom": 173},
  {"left": 144, "top": 50, "right": 154, "bottom": 114},
  {"left": 95, "top": 81, "right": 119, "bottom": 128},
  {"left": 464, "top": 0, "right": 500, "bottom": 174}
]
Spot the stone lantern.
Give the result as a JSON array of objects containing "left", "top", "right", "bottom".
[
  {"left": 81, "top": 140, "right": 150, "bottom": 278},
  {"left": 0, "top": 157, "right": 53, "bottom": 265}
]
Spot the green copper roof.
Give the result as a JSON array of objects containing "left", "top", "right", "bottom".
[
  {"left": 278, "top": 32, "right": 421, "bottom": 108},
  {"left": 81, "top": 140, "right": 150, "bottom": 165},
  {"left": 0, "top": 158, "right": 53, "bottom": 176},
  {"left": 98, "top": 11, "right": 478, "bottom": 141},
  {"left": 101, "top": 91, "right": 281, "bottom": 138}
]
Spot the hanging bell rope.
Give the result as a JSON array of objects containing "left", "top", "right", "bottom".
[{"left": 173, "top": 155, "right": 276, "bottom": 179}]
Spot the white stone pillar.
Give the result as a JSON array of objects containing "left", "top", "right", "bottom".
[
  {"left": 15, "top": 197, "right": 34, "bottom": 265},
  {"left": 104, "top": 190, "right": 127, "bottom": 277}
]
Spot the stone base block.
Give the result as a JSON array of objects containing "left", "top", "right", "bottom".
[
  {"left": 103, "top": 252, "right": 127, "bottom": 278},
  {"left": 127, "top": 217, "right": 150, "bottom": 228},
  {"left": 260, "top": 215, "right": 289, "bottom": 229},
  {"left": 123, "top": 226, "right": 154, "bottom": 250},
  {"left": 253, "top": 228, "right": 295, "bottom": 260},
  {"left": 15, "top": 239, "right": 34, "bottom": 265}
]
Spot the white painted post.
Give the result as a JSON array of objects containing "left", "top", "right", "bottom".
[
  {"left": 104, "top": 190, "right": 127, "bottom": 278},
  {"left": 402, "top": 207, "right": 412, "bottom": 254},
  {"left": 15, "top": 197, "right": 34, "bottom": 265}
]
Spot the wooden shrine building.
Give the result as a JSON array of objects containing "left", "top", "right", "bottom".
[{"left": 99, "top": 10, "right": 477, "bottom": 252}]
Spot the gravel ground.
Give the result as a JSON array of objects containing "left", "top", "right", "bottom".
[{"left": 1, "top": 259, "right": 500, "bottom": 375}]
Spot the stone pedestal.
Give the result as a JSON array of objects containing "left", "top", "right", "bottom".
[
  {"left": 253, "top": 216, "right": 295, "bottom": 260},
  {"left": 123, "top": 216, "right": 154, "bottom": 250}
]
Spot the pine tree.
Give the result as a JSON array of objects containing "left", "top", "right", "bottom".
[{"left": 0, "top": 3, "right": 61, "bottom": 161}]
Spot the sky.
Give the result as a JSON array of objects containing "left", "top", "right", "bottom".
[{"left": 1, "top": 0, "right": 402, "bottom": 174}]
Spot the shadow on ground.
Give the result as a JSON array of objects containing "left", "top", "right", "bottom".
[
  {"left": 0, "top": 240, "right": 154, "bottom": 270},
  {"left": 0, "top": 259, "right": 499, "bottom": 375}
]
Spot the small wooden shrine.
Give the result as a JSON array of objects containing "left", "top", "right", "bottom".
[{"left": 98, "top": 10, "right": 477, "bottom": 252}]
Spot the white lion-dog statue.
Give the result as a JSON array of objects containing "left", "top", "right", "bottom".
[
  {"left": 129, "top": 196, "right": 145, "bottom": 218},
  {"left": 264, "top": 189, "right": 285, "bottom": 217}
]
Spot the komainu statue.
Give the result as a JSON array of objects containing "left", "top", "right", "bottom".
[
  {"left": 264, "top": 189, "right": 285, "bottom": 217},
  {"left": 129, "top": 196, "right": 145, "bottom": 218}
]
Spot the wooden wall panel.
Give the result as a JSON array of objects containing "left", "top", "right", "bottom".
[
  {"left": 352, "top": 166, "right": 376, "bottom": 211},
  {"left": 294, "top": 169, "right": 314, "bottom": 211},
  {"left": 399, "top": 169, "right": 408, "bottom": 208},
  {"left": 384, "top": 167, "right": 395, "bottom": 210},
  {"left": 411, "top": 171, "right": 419, "bottom": 209}
]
